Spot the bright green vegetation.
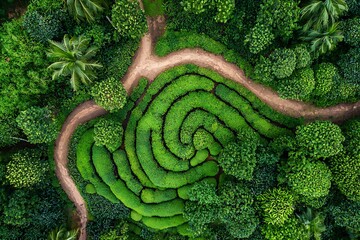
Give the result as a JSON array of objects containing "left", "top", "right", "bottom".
[
  {"left": 1, "top": 0, "right": 359, "bottom": 239},
  {"left": 76, "top": 64, "right": 302, "bottom": 234}
]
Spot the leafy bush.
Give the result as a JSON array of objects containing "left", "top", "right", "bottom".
[
  {"left": 338, "top": 47, "right": 360, "bottom": 84},
  {"left": 342, "top": 18, "right": 360, "bottom": 47},
  {"left": 295, "top": 121, "right": 344, "bottom": 159},
  {"left": 330, "top": 200, "right": 360, "bottom": 236},
  {"left": 6, "top": 149, "right": 48, "bottom": 188},
  {"left": 112, "top": 0, "right": 147, "bottom": 39},
  {"left": 94, "top": 118, "right": 123, "bottom": 152},
  {"left": 0, "top": 19, "right": 52, "bottom": 116},
  {"left": 293, "top": 45, "right": 311, "bottom": 69},
  {"left": 261, "top": 217, "right": 305, "bottom": 240},
  {"left": 218, "top": 142, "right": 257, "bottom": 181},
  {"left": 91, "top": 77, "right": 127, "bottom": 112},
  {"left": 23, "top": 10, "right": 65, "bottom": 43},
  {"left": 257, "top": 188, "right": 295, "bottom": 225},
  {"left": 342, "top": 119, "right": 360, "bottom": 156},
  {"left": 254, "top": 56, "right": 275, "bottom": 83},
  {"left": 0, "top": 116, "right": 20, "bottom": 147},
  {"left": 278, "top": 67, "right": 315, "bottom": 101},
  {"left": 330, "top": 152, "right": 360, "bottom": 202},
  {"left": 180, "top": 0, "right": 235, "bottom": 23},
  {"left": 269, "top": 48, "right": 297, "bottom": 79},
  {"left": 245, "top": 23, "right": 275, "bottom": 54},
  {"left": 257, "top": 0, "right": 300, "bottom": 40},
  {"left": 16, "top": 106, "right": 58, "bottom": 144},
  {"left": 287, "top": 159, "right": 332, "bottom": 199},
  {"left": 312, "top": 63, "right": 337, "bottom": 97}
]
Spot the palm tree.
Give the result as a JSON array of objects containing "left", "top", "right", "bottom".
[
  {"left": 47, "top": 34, "right": 102, "bottom": 91},
  {"left": 65, "top": 0, "right": 107, "bottom": 22},
  {"left": 48, "top": 226, "right": 78, "bottom": 240},
  {"left": 301, "top": 0, "right": 348, "bottom": 31},
  {"left": 300, "top": 23, "right": 343, "bottom": 55},
  {"left": 297, "top": 208, "right": 326, "bottom": 240}
]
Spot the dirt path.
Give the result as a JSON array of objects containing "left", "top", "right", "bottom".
[
  {"left": 54, "top": 13, "right": 359, "bottom": 240},
  {"left": 54, "top": 101, "right": 107, "bottom": 240}
]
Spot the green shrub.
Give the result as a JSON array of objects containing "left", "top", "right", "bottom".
[
  {"left": 278, "top": 67, "right": 315, "bottom": 101},
  {"left": 91, "top": 77, "right": 127, "bottom": 112},
  {"left": 262, "top": 217, "right": 305, "bottom": 240},
  {"left": 254, "top": 56, "right": 275, "bottom": 83},
  {"left": 337, "top": 47, "right": 360, "bottom": 84},
  {"left": 313, "top": 63, "right": 337, "bottom": 97},
  {"left": 293, "top": 45, "right": 311, "bottom": 69},
  {"left": 6, "top": 149, "right": 48, "bottom": 188},
  {"left": 245, "top": 23, "right": 275, "bottom": 54},
  {"left": 178, "top": 178, "right": 217, "bottom": 200},
  {"left": 269, "top": 48, "right": 297, "bottom": 79},
  {"left": 111, "top": 0, "right": 147, "bottom": 39},
  {"left": 16, "top": 106, "right": 58, "bottom": 144},
  {"left": 330, "top": 200, "right": 360, "bottom": 236},
  {"left": 287, "top": 159, "right": 332, "bottom": 199},
  {"left": 295, "top": 121, "right": 344, "bottom": 159},
  {"left": 343, "top": 18, "right": 360, "bottom": 47},
  {"left": 330, "top": 152, "right": 360, "bottom": 202},
  {"left": 94, "top": 118, "right": 123, "bottom": 152},
  {"left": 85, "top": 183, "right": 96, "bottom": 194},
  {"left": 218, "top": 141, "right": 257, "bottom": 181},
  {"left": 257, "top": 188, "right": 295, "bottom": 225}
]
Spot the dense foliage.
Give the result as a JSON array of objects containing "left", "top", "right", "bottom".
[
  {"left": 1, "top": 0, "right": 359, "bottom": 239},
  {"left": 91, "top": 77, "right": 127, "bottom": 112},
  {"left": 112, "top": 0, "right": 147, "bottom": 39}
]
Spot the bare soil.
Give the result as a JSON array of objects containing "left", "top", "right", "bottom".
[{"left": 54, "top": 11, "right": 360, "bottom": 240}]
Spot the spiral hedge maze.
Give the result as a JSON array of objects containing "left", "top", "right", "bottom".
[{"left": 76, "top": 64, "right": 302, "bottom": 235}]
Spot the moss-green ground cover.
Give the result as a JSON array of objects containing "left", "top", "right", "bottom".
[{"left": 76, "top": 64, "right": 302, "bottom": 234}]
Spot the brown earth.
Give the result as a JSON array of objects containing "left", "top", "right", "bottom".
[{"left": 54, "top": 12, "right": 360, "bottom": 240}]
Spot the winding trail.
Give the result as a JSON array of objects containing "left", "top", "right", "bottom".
[{"left": 54, "top": 14, "right": 360, "bottom": 240}]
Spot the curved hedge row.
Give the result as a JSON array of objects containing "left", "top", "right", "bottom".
[{"left": 76, "top": 64, "right": 301, "bottom": 232}]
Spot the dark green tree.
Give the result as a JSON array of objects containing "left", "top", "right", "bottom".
[
  {"left": 337, "top": 47, "right": 360, "bottom": 84},
  {"left": 16, "top": 106, "right": 58, "bottom": 144},
  {"left": 3, "top": 190, "right": 40, "bottom": 226},
  {"left": 342, "top": 18, "right": 360, "bottom": 47},
  {"left": 330, "top": 200, "right": 360, "bottom": 237},
  {"left": 285, "top": 157, "right": 332, "bottom": 200},
  {"left": 180, "top": 0, "right": 235, "bottom": 23}
]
